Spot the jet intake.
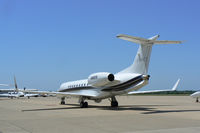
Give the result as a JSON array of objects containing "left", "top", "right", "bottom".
[{"left": 108, "top": 74, "right": 115, "bottom": 81}]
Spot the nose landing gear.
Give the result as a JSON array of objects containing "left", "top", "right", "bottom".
[
  {"left": 110, "top": 96, "right": 118, "bottom": 107},
  {"left": 79, "top": 97, "right": 88, "bottom": 108}
]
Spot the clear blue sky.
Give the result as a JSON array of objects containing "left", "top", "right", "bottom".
[{"left": 0, "top": 0, "right": 199, "bottom": 91}]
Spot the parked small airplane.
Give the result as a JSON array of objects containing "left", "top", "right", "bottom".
[
  {"left": 0, "top": 76, "right": 38, "bottom": 98},
  {"left": 24, "top": 34, "right": 182, "bottom": 108},
  {"left": 190, "top": 91, "right": 200, "bottom": 102}
]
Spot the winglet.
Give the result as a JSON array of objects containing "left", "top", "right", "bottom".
[{"left": 172, "top": 79, "right": 180, "bottom": 91}]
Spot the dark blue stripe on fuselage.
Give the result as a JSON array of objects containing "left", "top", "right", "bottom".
[
  {"left": 59, "top": 75, "right": 145, "bottom": 93},
  {"left": 102, "top": 75, "right": 144, "bottom": 91}
]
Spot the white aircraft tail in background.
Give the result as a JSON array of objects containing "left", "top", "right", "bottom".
[
  {"left": 24, "top": 34, "right": 182, "bottom": 108},
  {"left": 0, "top": 76, "right": 38, "bottom": 98}
]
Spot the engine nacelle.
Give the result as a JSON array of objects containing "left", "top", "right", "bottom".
[{"left": 88, "top": 72, "right": 115, "bottom": 87}]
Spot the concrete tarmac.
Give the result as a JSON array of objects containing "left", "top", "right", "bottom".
[{"left": 0, "top": 96, "right": 200, "bottom": 133}]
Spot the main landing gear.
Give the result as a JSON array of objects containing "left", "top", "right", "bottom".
[
  {"left": 80, "top": 101, "right": 88, "bottom": 108},
  {"left": 79, "top": 97, "right": 88, "bottom": 108},
  {"left": 60, "top": 97, "right": 65, "bottom": 105},
  {"left": 111, "top": 96, "right": 118, "bottom": 107}
]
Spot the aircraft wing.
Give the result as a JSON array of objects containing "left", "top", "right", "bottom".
[
  {"left": 0, "top": 89, "right": 15, "bottom": 92},
  {"left": 0, "top": 84, "right": 9, "bottom": 86},
  {"left": 128, "top": 79, "right": 180, "bottom": 95},
  {"left": 19, "top": 89, "right": 38, "bottom": 91},
  {"left": 0, "top": 89, "right": 38, "bottom": 92},
  {"left": 0, "top": 93, "right": 10, "bottom": 97},
  {"left": 23, "top": 90, "right": 98, "bottom": 97}
]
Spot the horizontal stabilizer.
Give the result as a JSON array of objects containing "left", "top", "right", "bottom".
[
  {"left": 117, "top": 34, "right": 183, "bottom": 45},
  {"left": 128, "top": 79, "right": 180, "bottom": 95},
  {"left": 154, "top": 40, "right": 182, "bottom": 44},
  {"left": 117, "top": 34, "right": 151, "bottom": 44}
]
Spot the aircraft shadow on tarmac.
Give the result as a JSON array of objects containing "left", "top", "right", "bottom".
[
  {"left": 0, "top": 98, "right": 13, "bottom": 101},
  {"left": 142, "top": 109, "right": 200, "bottom": 114},
  {"left": 21, "top": 104, "right": 159, "bottom": 112},
  {"left": 22, "top": 103, "right": 200, "bottom": 114}
]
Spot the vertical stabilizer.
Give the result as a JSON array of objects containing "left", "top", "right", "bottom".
[
  {"left": 117, "top": 34, "right": 182, "bottom": 74},
  {"left": 14, "top": 76, "right": 19, "bottom": 92},
  {"left": 130, "top": 44, "right": 152, "bottom": 74}
]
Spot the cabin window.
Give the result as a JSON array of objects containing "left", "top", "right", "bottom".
[{"left": 90, "top": 76, "right": 97, "bottom": 80}]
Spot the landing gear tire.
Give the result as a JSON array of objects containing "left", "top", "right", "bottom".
[
  {"left": 60, "top": 97, "right": 65, "bottom": 105},
  {"left": 60, "top": 101, "right": 65, "bottom": 105},
  {"left": 84, "top": 102, "right": 88, "bottom": 108},
  {"left": 110, "top": 96, "right": 118, "bottom": 107},
  {"left": 111, "top": 101, "right": 118, "bottom": 107},
  {"left": 80, "top": 102, "right": 88, "bottom": 108}
]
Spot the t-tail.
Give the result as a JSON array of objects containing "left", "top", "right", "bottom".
[{"left": 117, "top": 34, "right": 182, "bottom": 74}]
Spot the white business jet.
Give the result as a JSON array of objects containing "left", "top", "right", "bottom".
[
  {"left": 190, "top": 91, "right": 200, "bottom": 102},
  {"left": 25, "top": 34, "right": 181, "bottom": 108}
]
